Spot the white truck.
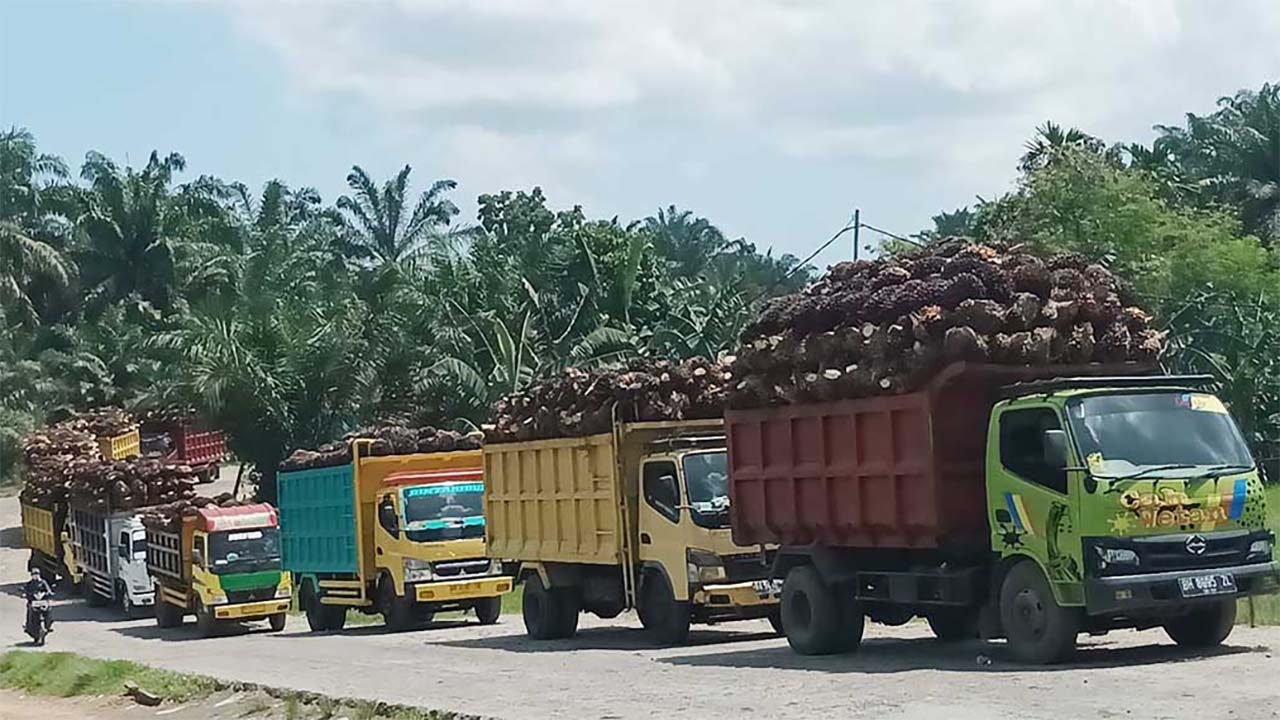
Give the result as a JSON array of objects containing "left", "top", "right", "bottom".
[{"left": 70, "top": 503, "right": 156, "bottom": 617}]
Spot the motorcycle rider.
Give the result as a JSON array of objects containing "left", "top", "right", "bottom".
[{"left": 24, "top": 568, "right": 53, "bottom": 635}]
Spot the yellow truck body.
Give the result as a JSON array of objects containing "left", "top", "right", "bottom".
[
  {"left": 279, "top": 443, "right": 509, "bottom": 633},
  {"left": 20, "top": 501, "right": 80, "bottom": 586},
  {"left": 21, "top": 503, "right": 58, "bottom": 557},
  {"left": 97, "top": 427, "right": 140, "bottom": 460},
  {"left": 485, "top": 419, "right": 780, "bottom": 644}
]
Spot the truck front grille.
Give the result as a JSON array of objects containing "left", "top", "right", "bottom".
[
  {"left": 226, "top": 587, "right": 277, "bottom": 604},
  {"left": 1084, "top": 531, "right": 1257, "bottom": 577},
  {"left": 433, "top": 560, "right": 491, "bottom": 578}
]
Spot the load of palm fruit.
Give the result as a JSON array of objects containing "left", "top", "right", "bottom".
[
  {"left": 18, "top": 424, "right": 99, "bottom": 510},
  {"left": 66, "top": 457, "right": 200, "bottom": 512},
  {"left": 140, "top": 493, "right": 246, "bottom": 532},
  {"left": 279, "top": 424, "right": 485, "bottom": 472},
  {"left": 138, "top": 405, "right": 201, "bottom": 427},
  {"left": 726, "top": 238, "right": 1164, "bottom": 408},
  {"left": 60, "top": 406, "right": 137, "bottom": 438},
  {"left": 485, "top": 356, "right": 731, "bottom": 443}
]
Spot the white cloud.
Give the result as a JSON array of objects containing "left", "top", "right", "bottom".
[{"left": 224, "top": 0, "right": 1280, "bottom": 252}]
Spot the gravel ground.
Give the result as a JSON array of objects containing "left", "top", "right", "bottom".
[{"left": 3, "top": 469, "right": 1280, "bottom": 720}]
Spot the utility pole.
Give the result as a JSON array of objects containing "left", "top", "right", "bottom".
[{"left": 852, "top": 208, "right": 861, "bottom": 261}]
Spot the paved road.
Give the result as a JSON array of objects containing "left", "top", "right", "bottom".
[{"left": 4, "top": 474, "right": 1280, "bottom": 720}]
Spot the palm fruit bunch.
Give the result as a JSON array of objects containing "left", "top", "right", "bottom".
[
  {"left": 140, "top": 493, "right": 247, "bottom": 532},
  {"left": 727, "top": 238, "right": 1163, "bottom": 408},
  {"left": 485, "top": 356, "right": 731, "bottom": 443},
  {"left": 279, "top": 424, "right": 485, "bottom": 472}
]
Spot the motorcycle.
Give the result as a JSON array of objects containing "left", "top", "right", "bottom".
[{"left": 25, "top": 592, "right": 52, "bottom": 646}]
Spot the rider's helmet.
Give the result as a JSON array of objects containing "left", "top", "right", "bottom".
[{"left": 30, "top": 568, "right": 42, "bottom": 581}]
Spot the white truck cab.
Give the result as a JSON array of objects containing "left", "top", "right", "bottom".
[{"left": 72, "top": 505, "right": 156, "bottom": 617}]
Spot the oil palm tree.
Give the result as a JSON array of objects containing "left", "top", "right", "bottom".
[
  {"left": 0, "top": 128, "right": 74, "bottom": 324},
  {"left": 336, "top": 165, "right": 459, "bottom": 267}
]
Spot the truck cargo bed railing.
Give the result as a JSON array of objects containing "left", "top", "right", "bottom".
[
  {"left": 146, "top": 529, "right": 184, "bottom": 581},
  {"left": 997, "top": 373, "right": 1210, "bottom": 398}
]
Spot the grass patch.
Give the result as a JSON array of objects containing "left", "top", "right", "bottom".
[
  {"left": 0, "top": 650, "right": 218, "bottom": 702},
  {"left": 0, "top": 650, "right": 472, "bottom": 719}
]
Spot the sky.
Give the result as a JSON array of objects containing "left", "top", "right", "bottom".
[{"left": 3, "top": 1, "right": 1279, "bottom": 269}]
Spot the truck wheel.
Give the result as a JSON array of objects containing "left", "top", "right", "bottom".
[
  {"left": 999, "top": 561, "right": 1078, "bottom": 664},
  {"left": 82, "top": 577, "right": 106, "bottom": 607},
  {"left": 154, "top": 586, "right": 183, "bottom": 628},
  {"left": 379, "top": 577, "right": 415, "bottom": 632},
  {"left": 522, "top": 575, "right": 577, "bottom": 640},
  {"left": 767, "top": 607, "right": 785, "bottom": 635},
  {"left": 302, "top": 582, "right": 344, "bottom": 632},
  {"left": 781, "top": 566, "right": 854, "bottom": 655},
  {"left": 638, "top": 572, "right": 691, "bottom": 646},
  {"left": 474, "top": 596, "right": 502, "bottom": 625},
  {"left": 926, "top": 607, "right": 980, "bottom": 642},
  {"left": 119, "top": 584, "right": 149, "bottom": 620},
  {"left": 268, "top": 613, "right": 287, "bottom": 632},
  {"left": 195, "top": 599, "right": 218, "bottom": 638},
  {"left": 1164, "top": 600, "right": 1236, "bottom": 648}
]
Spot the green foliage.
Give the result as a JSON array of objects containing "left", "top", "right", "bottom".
[
  {"left": 958, "top": 94, "right": 1280, "bottom": 456},
  {"left": 0, "top": 129, "right": 805, "bottom": 499}
]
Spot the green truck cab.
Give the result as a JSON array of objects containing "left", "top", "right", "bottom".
[
  {"left": 985, "top": 377, "right": 1276, "bottom": 659},
  {"left": 278, "top": 442, "right": 510, "bottom": 633},
  {"left": 727, "top": 365, "right": 1279, "bottom": 663},
  {"left": 147, "top": 503, "right": 292, "bottom": 637}
]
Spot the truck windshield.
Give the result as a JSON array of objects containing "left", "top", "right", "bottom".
[
  {"left": 401, "top": 481, "right": 485, "bottom": 542},
  {"left": 683, "top": 451, "right": 730, "bottom": 529},
  {"left": 1067, "top": 392, "right": 1254, "bottom": 478},
  {"left": 207, "top": 527, "right": 281, "bottom": 575}
]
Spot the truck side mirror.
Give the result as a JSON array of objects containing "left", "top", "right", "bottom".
[
  {"left": 191, "top": 549, "right": 204, "bottom": 567},
  {"left": 1043, "top": 430, "right": 1069, "bottom": 469}
]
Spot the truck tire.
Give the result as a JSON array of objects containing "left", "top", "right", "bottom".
[
  {"left": 767, "top": 607, "right": 784, "bottom": 636},
  {"left": 474, "top": 596, "right": 502, "bottom": 625},
  {"left": 1164, "top": 600, "right": 1236, "bottom": 648},
  {"left": 154, "top": 586, "right": 184, "bottom": 629},
  {"left": 926, "top": 606, "right": 980, "bottom": 642},
  {"left": 119, "top": 583, "right": 149, "bottom": 620},
  {"left": 82, "top": 576, "right": 107, "bottom": 607},
  {"left": 379, "top": 577, "right": 415, "bottom": 633},
  {"left": 268, "top": 613, "right": 287, "bottom": 632},
  {"left": 195, "top": 598, "right": 218, "bottom": 638},
  {"left": 522, "top": 575, "right": 578, "bottom": 640},
  {"left": 999, "top": 561, "right": 1078, "bottom": 664},
  {"left": 301, "top": 582, "right": 345, "bottom": 632},
  {"left": 638, "top": 572, "right": 692, "bottom": 646},
  {"left": 781, "top": 565, "right": 859, "bottom": 655}
]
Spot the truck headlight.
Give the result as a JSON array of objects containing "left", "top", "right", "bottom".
[
  {"left": 489, "top": 559, "right": 504, "bottom": 575},
  {"left": 403, "top": 558, "right": 433, "bottom": 583},
  {"left": 276, "top": 585, "right": 292, "bottom": 599},
  {"left": 1096, "top": 547, "right": 1139, "bottom": 567},
  {"left": 1249, "top": 538, "right": 1273, "bottom": 560},
  {"left": 686, "top": 548, "right": 726, "bottom": 586},
  {"left": 207, "top": 591, "right": 228, "bottom": 605}
]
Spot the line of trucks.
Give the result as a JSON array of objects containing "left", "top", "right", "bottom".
[{"left": 19, "top": 362, "right": 1280, "bottom": 662}]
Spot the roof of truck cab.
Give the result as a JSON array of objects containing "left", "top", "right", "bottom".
[
  {"left": 196, "top": 503, "right": 278, "bottom": 532},
  {"left": 999, "top": 385, "right": 1219, "bottom": 405}
]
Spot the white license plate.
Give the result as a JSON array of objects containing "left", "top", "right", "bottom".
[
  {"left": 752, "top": 579, "right": 782, "bottom": 598},
  {"left": 1178, "top": 573, "right": 1237, "bottom": 598}
]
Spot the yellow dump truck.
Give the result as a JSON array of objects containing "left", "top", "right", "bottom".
[
  {"left": 278, "top": 442, "right": 511, "bottom": 632},
  {"left": 484, "top": 419, "right": 781, "bottom": 645},
  {"left": 21, "top": 501, "right": 81, "bottom": 589}
]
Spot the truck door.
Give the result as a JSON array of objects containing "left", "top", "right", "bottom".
[
  {"left": 990, "top": 405, "right": 1084, "bottom": 604},
  {"left": 639, "top": 459, "right": 691, "bottom": 601}
]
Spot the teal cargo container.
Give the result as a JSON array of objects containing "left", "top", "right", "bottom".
[{"left": 278, "top": 464, "right": 359, "bottom": 574}]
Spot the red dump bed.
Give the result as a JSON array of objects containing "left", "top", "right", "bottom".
[
  {"left": 167, "top": 423, "right": 226, "bottom": 466},
  {"left": 727, "top": 362, "right": 1149, "bottom": 551}
]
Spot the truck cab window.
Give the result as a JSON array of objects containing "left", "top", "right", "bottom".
[
  {"left": 378, "top": 496, "right": 400, "bottom": 538},
  {"left": 118, "top": 531, "right": 131, "bottom": 558},
  {"left": 642, "top": 461, "right": 681, "bottom": 524},
  {"left": 193, "top": 536, "right": 207, "bottom": 567},
  {"left": 999, "top": 408, "right": 1068, "bottom": 494}
]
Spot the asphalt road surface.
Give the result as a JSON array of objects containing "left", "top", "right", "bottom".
[{"left": 3, "top": 471, "right": 1279, "bottom": 719}]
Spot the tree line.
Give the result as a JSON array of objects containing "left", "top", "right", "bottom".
[{"left": 2, "top": 81, "right": 1277, "bottom": 491}]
